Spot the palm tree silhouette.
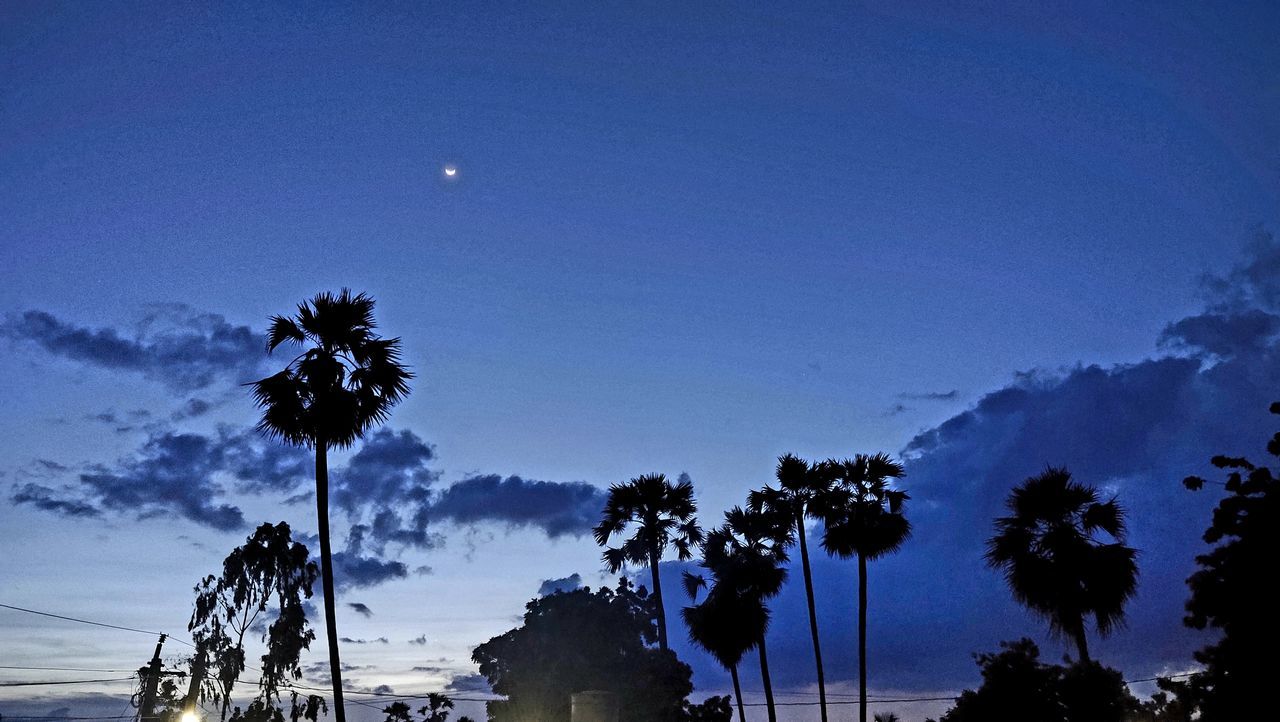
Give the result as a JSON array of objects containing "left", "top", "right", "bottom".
[
  {"left": 249, "top": 290, "right": 412, "bottom": 722},
  {"left": 681, "top": 573, "right": 763, "bottom": 722},
  {"left": 749, "top": 453, "right": 835, "bottom": 722},
  {"left": 986, "top": 467, "right": 1137, "bottom": 664},
  {"left": 817, "top": 454, "right": 911, "bottom": 722},
  {"left": 700, "top": 506, "right": 791, "bottom": 722},
  {"left": 593, "top": 473, "right": 703, "bottom": 650}
]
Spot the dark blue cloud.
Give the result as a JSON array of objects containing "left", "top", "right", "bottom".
[
  {"left": 0, "top": 305, "right": 265, "bottom": 391},
  {"left": 331, "top": 551, "right": 409, "bottom": 589},
  {"left": 348, "top": 602, "right": 373, "bottom": 618},
  {"left": 10, "top": 426, "right": 313, "bottom": 531},
  {"left": 431, "top": 474, "right": 606, "bottom": 538},
  {"left": 333, "top": 428, "right": 441, "bottom": 553},
  {"left": 537, "top": 573, "right": 583, "bottom": 596},
  {"left": 674, "top": 231, "right": 1280, "bottom": 693}
]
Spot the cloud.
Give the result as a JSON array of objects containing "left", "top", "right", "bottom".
[
  {"left": 408, "top": 635, "right": 429, "bottom": 645},
  {"left": 679, "top": 229, "right": 1280, "bottom": 693},
  {"left": 445, "top": 673, "right": 490, "bottom": 694},
  {"left": 898, "top": 390, "right": 959, "bottom": 401},
  {"left": 0, "top": 305, "right": 265, "bottom": 391},
  {"left": 537, "top": 573, "right": 583, "bottom": 596},
  {"left": 348, "top": 602, "right": 373, "bottom": 618},
  {"left": 331, "top": 551, "right": 408, "bottom": 589},
  {"left": 333, "top": 428, "right": 442, "bottom": 554},
  {"left": 431, "top": 474, "right": 607, "bottom": 538},
  {"left": 338, "top": 637, "right": 389, "bottom": 644},
  {"left": 10, "top": 425, "right": 313, "bottom": 530}
]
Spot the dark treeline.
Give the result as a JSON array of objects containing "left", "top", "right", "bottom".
[{"left": 154, "top": 291, "right": 1274, "bottom": 722}]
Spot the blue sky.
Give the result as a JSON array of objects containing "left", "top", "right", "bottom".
[{"left": 2, "top": 2, "right": 1278, "bottom": 721}]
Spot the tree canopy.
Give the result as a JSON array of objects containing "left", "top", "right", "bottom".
[{"left": 471, "top": 579, "right": 721, "bottom": 722}]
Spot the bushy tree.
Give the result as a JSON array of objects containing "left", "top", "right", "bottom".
[
  {"left": 471, "top": 579, "right": 694, "bottom": 722},
  {"left": 1179, "top": 401, "right": 1280, "bottom": 719},
  {"left": 935, "top": 639, "right": 1136, "bottom": 722}
]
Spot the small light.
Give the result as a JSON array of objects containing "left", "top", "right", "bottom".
[
  {"left": 181, "top": 711, "right": 200, "bottom": 722},
  {"left": 443, "top": 165, "right": 458, "bottom": 178}
]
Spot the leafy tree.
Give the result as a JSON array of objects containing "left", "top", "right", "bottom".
[
  {"left": 224, "top": 693, "right": 326, "bottom": 722},
  {"left": 748, "top": 453, "right": 836, "bottom": 722},
  {"left": 189, "top": 522, "right": 319, "bottom": 720},
  {"left": 985, "top": 467, "right": 1137, "bottom": 664},
  {"left": 935, "top": 639, "right": 1136, "bottom": 722},
  {"left": 471, "top": 579, "right": 694, "bottom": 722},
  {"left": 593, "top": 473, "right": 704, "bottom": 650},
  {"left": 1179, "top": 402, "right": 1280, "bottom": 719},
  {"left": 815, "top": 454, "right": 910, "bottom": 722},
  {"left": 250, "top": 289, "right": 412, "bottom": 722}
]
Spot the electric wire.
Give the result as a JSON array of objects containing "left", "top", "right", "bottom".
[{"left": 0, "top": 604, "right": 195, "bottom": 649}]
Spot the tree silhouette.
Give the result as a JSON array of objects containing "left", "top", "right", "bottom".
[
  {"left": 1179, "top": 402, "right": 1280, "bottom": 719},
  {"left": 382, "top": 695, "right": 456, "bottom": 722},
  {"left": 593, "top": 473, "right": 703, "bottom": 650},
  {"left": 985, "top": 467, "right": 1137, "bottom": 664},
  {"left": 471, "top": 579, "right": 696, "bottom": 722},
  {"left": 816, "top": 454, "right": 910, "bottom": 722},
  {"left": 934, "top": 638, "right": 1137, "bottom": 722},
  {"left": 188, "top": 522, "right": 318, "bottom": 721},
  {"left": 250, "top": 289, "right": 412, "bottom": 722},
  {"left": 680, "top": 584, "right": 761, "bottom": 722},
  {"left": 748, "top": 454, "right": 835, "bottom": 722},
  {"left": 695, "top": 506, "right": 790, "bottom": 722}
]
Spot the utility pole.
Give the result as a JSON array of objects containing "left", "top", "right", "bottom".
[
  {"left": 181, "top": 649, "right": 206, "bottom": 721},
  {"left": 137, "top": 634, "right": 167, "bottom": 722}
]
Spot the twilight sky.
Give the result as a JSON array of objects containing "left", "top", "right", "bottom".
[{"left": 2, "top": 2, "right": 1278, "bottom": 721}]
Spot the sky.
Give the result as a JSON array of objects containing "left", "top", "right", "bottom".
[{"left": 1, "top": 1, "right": 1278, "bottom": 721}]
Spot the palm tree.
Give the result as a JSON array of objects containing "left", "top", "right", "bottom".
[
  {"left": 986, "top": 467, "right": 1137, "bottom": 664},
  {"left": 817, "top": 454, "right": 911, "bottom": 722},
  {"left": 593, "top": 473, "right": 703, "bottom": 650},
  {"left": 749, "top": 453, "right": 835, "bottom": 722},
  {"left": 701, "top": 506, "right": 791, "bottom": 722},
  {"left": 681, "top": 573, "right": 763, "bottom": 722},
  {"left": 250, "top": 290, "right": 412, "bottom": 722}
]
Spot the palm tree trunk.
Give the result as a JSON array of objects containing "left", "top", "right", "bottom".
[
  {"left": 757, "top": 633, "right": 777, "bottom": 722},
  {"left": 315, "top": 440, "right": 347, "bottom": 722},
  {"left": 729, "top": 664, "right": 745, "bottom": 722},
  {"left": 1072, "top": 621, "right": 1091, "bottom": 664},
  {"left": 858, "top": 552, "right": 868, "bottom": 722},
  {"left": 648, "top": 548, "right": 668, "bottom": 650},
  {"left": 796, "top": 511, "right": 828, "bottom": 722}
]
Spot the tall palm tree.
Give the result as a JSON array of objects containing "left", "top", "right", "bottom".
[
  {"left": 701, "top": 506, "right": 791, "bottom": 722},
  {"left": 250, "top": 290, "right": 412, "bottom": 722},
  {"left": 749, "top": 453, "right": 835, "bottom": 722},
  {"left": 817, "top": 454, "right": 911, "bottom": 722},
  {"left": 681, "top": 573, "right": 764, "bottom": 722},
  {"left": 986, "top": 467, "right": 1137, "bottom": 664},
  {"left": 593, "top": 473, "right": 703, "bottom": 650}
]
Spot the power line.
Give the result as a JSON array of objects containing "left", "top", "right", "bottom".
[
  {"left": 0, "top": 667, "right": 132, "bottom": 673},
  {"left": 0, "top": 604, "right": 195, "bottom": 649},
  {"left": 0, "top": 716, "right": 136, "bottom": 720},
  {"left": 0, "top": 678, "right": 136, "bottom": 688}
]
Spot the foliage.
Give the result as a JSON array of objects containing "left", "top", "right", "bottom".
[
  {"left": 189, "top": 522, "right": 318, "bottom": 720},
  {"left": 985, "top": 467, "right": 1137, "bottom": 662},
  {"left": 593, "top": 473, "right": 704, "bottom": 649},
  {"left": 382, "top": 695, "right": 456, "bottom": 722},
  {"left": 225, "top": 693, "right": 326, "bottom": 722},
  {"left": 471, "top": 578, "right": 694, "bottom": 722},
  {"left": 1177, "top": 402, "right": 1280, "bottom": 719},
  {"left": 681, "top": 696, "right": 732, "bottom": 722},
  {"left": 935, "top": 639, "right": 1137, "bottom": 722},
  {"left": 251, "top": 289, "right": 412, "bottom": 450}
]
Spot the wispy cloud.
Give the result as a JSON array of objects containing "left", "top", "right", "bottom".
[{"left": 0, "top": 305, "right": 266, "bottom": 391}]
